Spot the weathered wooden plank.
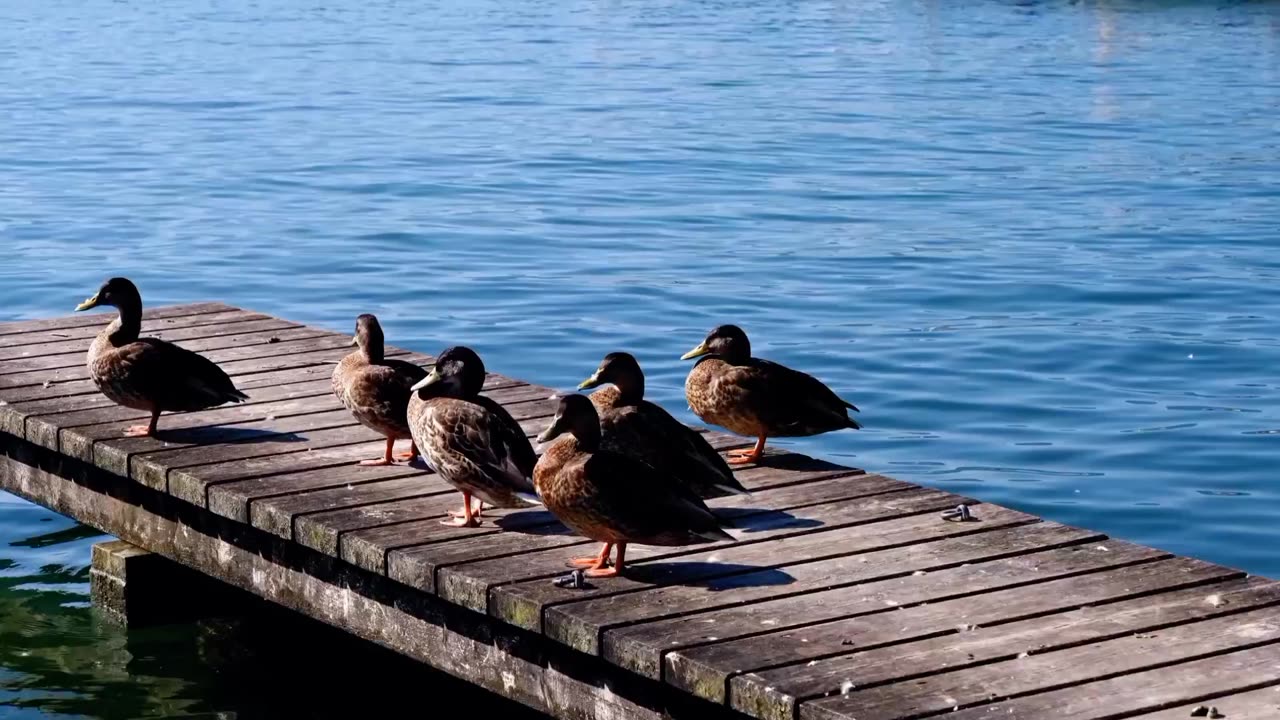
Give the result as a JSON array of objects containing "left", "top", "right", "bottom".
[
  {"left": 254, "top": 473, "right": 450, "bottom": 539},
  {"left": 397, "top": 470, "right": 890, "bottom": 602},
  {"left": 209, "top": 463, "right": 422, "bottom": 524},
  {"left": 485, "top": 488, "right": 973, "bottom": 634},
  {"left": 604, "top": 537, "right": 1165, "bottom": 683},
  {"left": 399, "top": 474, "right": 905, "bottom": 604},
  {"left": 0, "top": 344, "right": 386, "bottom": 419},
  {"left": 725, "top": 564, "right": 1259, "bottom": 717},
  {"left": 806, "top": 605, "right": 1280, "bottom": 720},
  {"left": 0, "top": 317, "right": 306, "bottom": 363},
  {"left": 1129, "top": 683, "right": 1280, "bottom": 720},
  {"left": 135, "top": 418, "right": 384, "bottom": 494},
  {"left": 0, "top": 436, "right": 743, "bottom": 720},
  {"left": 930, "top": 642, "right": 1280, "bottom": 720},
  {"left": 1, "top": 343, "right": 377, "bottom": 441},
  {"left": 0, "top": 301, "right": 232, "bottom": 337},
  {"left": 0, "top": 308, "right": 273, "bottom": 356},
  {"left": 545, "top": 519, "right": 1081, "bottom": 658},
  {"left": 296, "top": 490, "right": 518, "bottom": 558},
  {"left": 0, "top": 332, "right": 360, "bottom": 390},
  {"left": 26, "top": 377, "right": 337, "bottom": 451},
  {"left": 61, "top": 394, "right": 345, "bottom": 468},
  {"left": 175, "top": 377, "right": 535, "bottom": 514},
  {"left": 701, "top": 558, "right": 1249, "bottom": 702}
]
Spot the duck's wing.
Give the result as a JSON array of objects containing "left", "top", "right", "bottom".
[
  {"left": 111, "top": 338, "right": 248, "bottom": 411},
  {"left": 344, "top": 361, "right": 427, "bottom": 433},
  {"left": 578, "top": 451, "right": 733, "bottom": 545},
  {"left": 636, "top": 402, "right": 747, "bottom": 496},
  {"left": 421, "top": 397, "right": 535, "bottom": 498},
  {"left": 476, "top": 395, "right": 538, "bottom": 481},
  {"left": 727, "top": 358, "right": 860, "bottom": 434}
]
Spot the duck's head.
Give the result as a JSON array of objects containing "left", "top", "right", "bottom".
[
  {"left": 537, "top": 393, "right": 600, "bottom": 445},
  {"left": 351, "top": 314, "right": 386, "bottom": 360},
  {"left": 680, "top": 324, "right": 750, "bottom": 363},
  {"left": 578, "top": 352, "right": 644, "bottom": 395},
  {"left": 76, "top": 277, "right": 141, "bottom": 313},
  {"left": 410, "top": 345, "right": 485, "bottom": 398}
]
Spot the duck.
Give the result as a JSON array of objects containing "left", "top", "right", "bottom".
[
  {"left": 534, "top": 393, "right": 733, "bottom": 578},
  {"left": 407, "top": 346, "right": 538, "bottom": 527},
  {"left": 332, "top": 314, "right": 428, "bottom": 466},
  {"left": 74, "top": 277, "right": 248, "bottom": 437},
  {"left": 577, "top": 352, "right": 748, "bottom": 498},
  {"left": 680, "top": 324, "right": 860, "bottom": 465}
]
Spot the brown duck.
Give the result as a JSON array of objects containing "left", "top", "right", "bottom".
[
  {"left": 681, "top": 325, "right": 860, "bottom": 464},
  {"left": 332, "top": 314, "right": 427, "bottom": 466},
  {"left": 534, "top": 394, "right": 733, "bottom": 578},
  {"left": 577, "top": 352, "right": 747, "bottom": 497},
  {"left": 407, "top": 346, "right": 538, "bottom": 527},
  {"left": 75, "top": 277, "right": 248, "bottom": 437}
]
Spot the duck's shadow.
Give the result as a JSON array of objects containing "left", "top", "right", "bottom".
[
  {"left": 153, "top": 426, "right": 306, "bottom": 444},
  {"left": 493, "top": 511, "right": 569, "bottom": 536},
  {"left": 717, "top": 507, "right": 823, "bottom": 533},
  {"left": 623, "top": 561, "right": 795, "bottom": 590}
]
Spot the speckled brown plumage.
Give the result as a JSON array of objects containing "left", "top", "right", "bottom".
[
  {"left": 579, "top": 352, "right": 747, "bottom": 498},
  {"left": 534, "top": 394, "right": 732, "bottom": 577},
  {"left": 407, "top": 346, "right": 537, "bottom": 527},
  {"left": 77, "top": 278, "right": 247, "bottom": 437},
  {"left": 682, "top": 324, "right": 860, "bottom": 464},
  {"left": 332, "top": 314, "right": 427, "bottom": 465}
]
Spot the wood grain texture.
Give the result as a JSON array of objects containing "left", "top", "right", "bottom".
[
  {"left": 422, "top": 474, "right": 911, "bottom": 610},
  {"left": 1129, "top": 683, "right": 1280, "bottom": 720},
  {"left": 714, "top": 559, "right": 1247, "bottom": 708},
  {"left": 728, "top": 566, "right": 1263, "bottom": 719}
]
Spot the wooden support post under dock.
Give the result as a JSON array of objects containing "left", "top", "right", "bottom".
[{"left": 3, "top": 303, "right": 1280, "bottom": 720}]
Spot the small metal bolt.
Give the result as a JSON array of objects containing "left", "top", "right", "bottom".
[{"left": 553, "top": 569, "right": 586, "bottom": 589}]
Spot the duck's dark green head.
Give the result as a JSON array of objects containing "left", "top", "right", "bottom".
[
  {"left": 537, "top": 393, "right": 600, "bottom": 445},
  {"left": 681, "top": 324, "right": 750, "bottom": 364},
  {"left": 76, "top": 277, "right": 141, "bottom": 313},
  {"left": 411, "top": 345, "right": 485, "bottom": 398},
  {"left": 352, "top": 314, "right": 386, "bottom": 361},
  {"left": 578, "top": 352, "right": 644, "bottom": 393}
]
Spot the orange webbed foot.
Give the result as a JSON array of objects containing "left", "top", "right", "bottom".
[
  {"left": 439, "top": 516, "right": 482, "bottom": 528},
  {"left": 727, "top": 453, "right": 763, "bottom": 465},
  {"left": 567, "top": 556, "right": 610, "bottom": 570},
  {"left": 584, "top": 566, "right": 620, "bottom": 578},
  {"left": 358, "top": 458, "right": 395, "bottom": 466}
]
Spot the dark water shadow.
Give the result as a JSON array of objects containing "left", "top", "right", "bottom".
[{"left": 10, "top": 523, "right": 106, "bottom": 549}]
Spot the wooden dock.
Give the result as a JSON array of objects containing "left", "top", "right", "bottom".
[{"left": 3, "top": 302, "right": 1280, "bottom": 720}]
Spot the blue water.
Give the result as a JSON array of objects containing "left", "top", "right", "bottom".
[{"left": 3, "top": 0, "right": 1280, "bottom": 715}]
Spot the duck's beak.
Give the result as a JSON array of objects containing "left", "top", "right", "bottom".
[
  {"left": 75, "top": 294, "right": 100, "bottom": 312},
  {"left": 680, "top": 340, "right": 711, "bottom": 361},
  {"left": 410, "top": 367, "right": 442, "bottom": 393},
  {"left": 577, "top": 369, "right": 603, "bottom": 390},
  {"left": 349, "top": 335, "right": 359, "bottom": 347},
  {"left": 537, "top": 414, "right": 568, "bottom": 444}
]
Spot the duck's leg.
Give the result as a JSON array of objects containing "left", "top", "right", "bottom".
[
  {"left": 124, "top": 410, "right": 161, "bottom": 438},
  {"left": 727, "top": 434, "right": 767, "bottom": 465},
  {"left": 567, "top": 543, "right": 612, "bottom": 570},
  {"left": 395, "top": 440, "right": 418, "bottom": 461},
  {"left": 442, "top": 492, "right": 481, "bottom": 527},
  {"left": 359, "top": 437, "right": 396, "bottom": 466},
  {"left": 586, "top": 543, "right": 625, "bottom": 578}
]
